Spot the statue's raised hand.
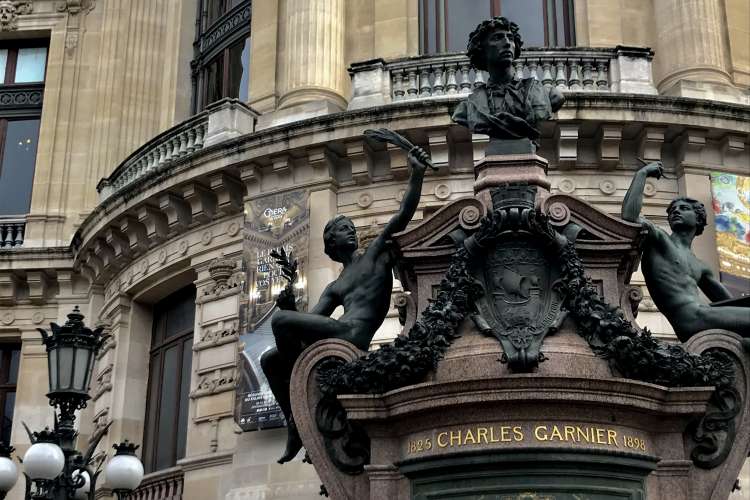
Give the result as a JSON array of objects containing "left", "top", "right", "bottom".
[
  {"left": 276, "top": 285, "right": 297, "bottom": 311},
  {"left": 407, "top": 146, "right": 432, "bottom": 175},
  {"left": 641, "top": 161, "right": 663, "bottom": 179}
]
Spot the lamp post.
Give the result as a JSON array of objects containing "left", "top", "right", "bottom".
[{"left": 0, "top": 307, "right": 144, "bottom": 499}]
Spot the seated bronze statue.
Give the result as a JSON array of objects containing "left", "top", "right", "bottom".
[
  {"left": 452, "top": 16, "right": 564, "bottom": 148},
  {"left": 261, "top": 146, "right": 431, "bottom": 463},
  {"left": 622, "top": 162, "right": 750, "bottom": 347}
]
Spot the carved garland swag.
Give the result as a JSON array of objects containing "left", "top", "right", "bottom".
[{"left": 317, "top": 208, "right": 735, "bottom": 397}]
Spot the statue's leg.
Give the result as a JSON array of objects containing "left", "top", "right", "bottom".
[
  {"left": 694, "top": 305, "right": 750, "bottom": 337},
  {"left": 265, "top": 310, "right": 354, "bottom": 463}
]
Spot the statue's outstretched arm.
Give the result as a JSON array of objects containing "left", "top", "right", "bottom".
[
  {"left": 622, "top": 162, "right": 662, "bottom": 223},
  {"left": 374, "top": 147, "right": 429, "bottom": 252}
]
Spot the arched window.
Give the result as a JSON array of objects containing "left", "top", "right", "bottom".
[
  {"left": 419, "top": 0, "right": 575, "bottom": 54},
  {"left": 192, "top": 0, "right": 251, "bottom": 112},
  {"left": 142, "top": 286, "right": 196, "bottom": 473}
]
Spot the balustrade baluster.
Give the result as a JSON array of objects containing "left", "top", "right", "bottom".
[
  {"left": 474, "top": 69, "right": 485, "bottom": 87},
  {"left": 419, "top": 66, "right": 431, "bottom": 97},
  {"left": 392, "top": 70, "right": 405, "bottom": 100},
  {"left": 459, "top": 64, "right": 472, "bottom": 93},
  {"left": 514, "top": 61, "right": 525, "bottom": 80},
  {"left": 406, "top": 69, "right": 418, "bottom": 98},
  {"left": 528, "top": 59, "right": 539, "bottom": 81},
  {"left": 194, "top": 123, "right": 205, "bottom": 150},
  {"left": 541, "top": 61, "right": 553, "bottom": 88},
  {"left": 568, "top": 61, "right": 582, "bottom": 90},
  {"left": 596, "top": 61, "right": 609, "bottom": 90},
  {"left": 582, "top": 60, "right": 594, "bottom": 90},
  {"left": 2, "top": 226, "right": 12, "bottom": 247},
  {"left": 186, "top": 128, "right": 197, "bottom": 153},
  {"left": 555, "top": 61, "right": 567, "bottom": 89},
  {"left": 445, "top": 63, "right": 458, "bottom": 94},
  {"left": 432, "top": 65, "right": 445, "bottom": 95},
  {"left": 14, "top": 223, "right": 23, "bottom": 246}
]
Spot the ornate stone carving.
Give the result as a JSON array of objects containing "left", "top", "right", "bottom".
[
  {"left": 204, "top": 256, "right": 240, "bottom": 296},
  {"left": 92, "top": 363, "right": 113, "bottom": 401},
  {"left": 0, "top": 86, "right": 43, "bottom": 110},
  {"left": 0, "top": 1, "right": 31, "bottom": 31},
  {"left": 89, "top": 406, "right": 111, "bottom": 444},
  {"left": 191, "top": 369, "right": 238, "bottom": 398},
  {"left": 194, "top": 324, "right": 239, "bottom": 350}
]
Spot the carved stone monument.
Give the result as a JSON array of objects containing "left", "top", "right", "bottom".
[{"left": 283, "top": 16, "right": 750, "bottom": 500}]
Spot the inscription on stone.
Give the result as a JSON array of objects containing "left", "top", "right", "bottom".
[{"left": 405, "top": 423, "right": 648, "bottom": 456}]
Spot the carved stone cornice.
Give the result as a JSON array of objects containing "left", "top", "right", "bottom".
[{"left": 0, "top": 1, "right": 31, "bottom": 31}]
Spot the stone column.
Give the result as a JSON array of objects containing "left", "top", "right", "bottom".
[
  {"left": 278, "top": 0, "right": 348, "bottom": 113},
  {"left": 652, "top": 0, "right": 733, "bottom": 96}
]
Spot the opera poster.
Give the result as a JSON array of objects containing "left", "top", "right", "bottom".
[
  {"left": 710, "top": 172, "right": 750, "bottom": 296},
  {"left": 235, "top": 189, "right": 309, "bottom": 431}
]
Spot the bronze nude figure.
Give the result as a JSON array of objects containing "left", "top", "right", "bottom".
[
  {"left": 622, "top": 162, "right": 750, "bottom": 347},
  {"left": 261, "top": 145, "right": 431, "bottom": 463},
  {"left": 452, "top": 16, "right": 565, "bottom": 152}
]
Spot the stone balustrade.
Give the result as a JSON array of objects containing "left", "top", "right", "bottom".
[
  {"left": 97, "top": 99, "right": 259, "bottom": 202},
  {"left": 348, "top": 46, "right": 657, "bottom": 109},
  {"left": 129, "top": 467, "right": 184, "bottom": 500},
  {"left": 0, "top": 218, "right": 25, "bottom": 248}
]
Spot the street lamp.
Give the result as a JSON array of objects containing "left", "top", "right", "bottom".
[{"left": 0, "top": 306, "right": 144, "bottom": 499}]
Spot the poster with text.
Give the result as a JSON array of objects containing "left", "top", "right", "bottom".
[
  {"left": 235, "top": 189, "right": 309, "bottom": 431},
  {"left": 710, "top": 172, "right": 750, "bottom": 296}
]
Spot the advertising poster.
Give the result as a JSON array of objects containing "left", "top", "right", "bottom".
[
  {"left": 710, "top": 172, "right": 750, "bottom": 296},
  {"left": 235, "top": 190, "right": 309, "bottom": 431}
]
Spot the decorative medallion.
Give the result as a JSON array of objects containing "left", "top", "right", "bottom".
[
  {"left": 434, "top": 183, "right": 451, "bottom": 200},
  {"left": 0, "top": 311, "right": 14, "bottom": 325},
  {"left": 201, "top": 229, "right": 213, "bottom": 246},
  {"left": 557, "top": 178, "right": 575, "bottom": 194},
  {"left": 357, "top": 192, "right": 373, "bottom": 208},
  {"left": 547, "top": 201, "right": 570, "bottom": 226},
  {"left": 226, "top": 221, "right": 240, "bottom": 236},
  {"left": 644, "top": 180, "right": 657, "bottom": 197},
  {"left": 459, "top": 205, "right": 482, "bottom": 230},
  {"left": 178, "top": 239, "right": 189, "bottom": 255},
  {"left": 598, "top": 179, "right": 616, "bottom": 195},
  {"left": 140, "top": 259, "right": 149, "bottom": 275},
  {"left": 31, "top": 312, "right": 45, "bottom": 325},
  {"left": 158, "top": 249, "right": 167, "bottom": 265}
]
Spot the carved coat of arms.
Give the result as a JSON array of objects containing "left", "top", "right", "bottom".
[{"left": 465, "top": 185, "right": 567, "bottom": 371}]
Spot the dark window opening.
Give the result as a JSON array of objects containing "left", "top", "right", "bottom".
[
  {"left": 142, "top": 286, "right": 196, "bottom": 473},
  {"left": 0, "top": 344, "right": 21, "bottom": 444},
  {"left": 193, "top": 0, "right": 251, "bottom": 112},
  {"left": 419, "top": 0, "right": 575, "bottom": 54}
]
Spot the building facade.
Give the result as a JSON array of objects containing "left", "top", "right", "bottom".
[{"left": 0, "top": 1, "right": 748, "bottom": 499}]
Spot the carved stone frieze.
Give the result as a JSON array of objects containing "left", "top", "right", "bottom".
[
  {"left": 203, "top": 256, "right": 242, "bottom": 297},
  {"left": 194, "top": 324, "right": 239, "bottom": 351},
  {"left": 190, "top": 368, "right": 238, "bottom": 398},
  {"left": 0, "top": 1, "right": 31, "bottom": 31},
  {"left": 92, "top": 363, "right": 113, "bottom": 401},
  {"left": 88, "top": 407, "right": 111, "bottom": 444}
]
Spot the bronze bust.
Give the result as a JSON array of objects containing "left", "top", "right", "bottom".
[{"left": 452, "top": 17, "right": 564, "bottom": 151}]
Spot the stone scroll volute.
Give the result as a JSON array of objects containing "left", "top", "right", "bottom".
[
  {"left": 684, "top": 330, "right": 750, "bottom": 500},
  {"left": 290, "top": 339, "right": 370, "bottom": 500}
]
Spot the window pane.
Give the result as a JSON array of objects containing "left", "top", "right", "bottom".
[
  {"left": 422, "top": 0, "right": 438, "bottom": 54},
  {"left": 0, "top": 119, "right": 41, "bottom": 216},
  {"left": 0, "top": 50, "right": 7, "bottom": 83},
  {"left": 8, "top": 348, "right": 19, "bottom": 384},
  {"left": 177, "top": 338, "right": 193, "bottom": 460},
  {"left": 1, "top": 392, "right": 14, "bottom": 443},
  {"left": 58, "top": 346, "right": 74, "bottom": 389},
  {"left": 445, "top": 0, "right": 492, "bottom": 53},
  {"left": 501, "top": 0, "right": 545, "bottom": 47},
  {"left": 205, "top": 55, "right": 224, "bottom": 107},
  {"left": 228, "top": 37, "right": 250, "bottom": 101},
  {"left": 207, "top": 0, "right": 228, "bottom": 26},
  {"left": 155, "top": 344, "right": 180, "bottom": 470},
  {"left": 14, "top": 47, "right": 47, "bottom": 83}
]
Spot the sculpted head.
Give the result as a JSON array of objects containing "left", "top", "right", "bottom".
[
  {"left": 667, "top": 197, "right": 707, "bottom": 235},
  {"left": 323, "top": 215, "right": 358, "bottom": 262},
  {"left": 467, "top": 16, "right": 523, "bottom": 72}
]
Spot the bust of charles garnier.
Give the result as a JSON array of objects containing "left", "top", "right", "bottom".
[{"left": 452, "top": 17, "right": 564, "bottom": 144}]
